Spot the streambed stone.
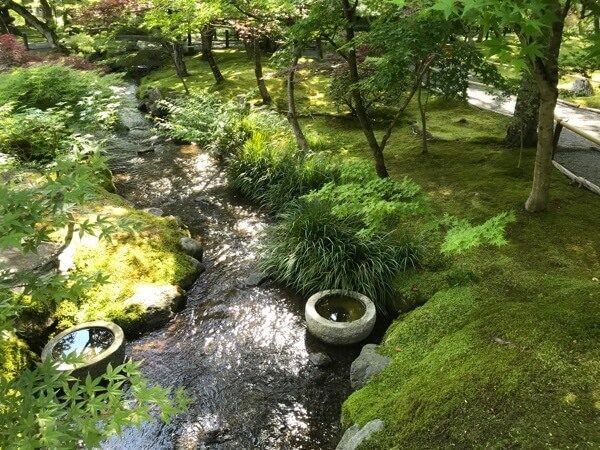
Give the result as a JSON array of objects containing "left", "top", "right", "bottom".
[
  {"left": 124, "top": 284, "right": 184, "bottom": 330},
  {"left": 244, "top": 272, "right": 268, "bottom": 287},
  {"left": 350, "top": 344, "right": 391, "bottom": 391},
  {"left": 180, "top": 237, "right": 204, "bottom": 261},
  {"left": 336, "top": 419, "right": 385, "bottom": 450},
  {"left": 308, "top": 352, "right": 333, "bottom": 367}
]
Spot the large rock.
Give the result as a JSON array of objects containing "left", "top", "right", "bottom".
[
  {"left": 124, "top": 284, "right": 184, "bottom": 330},
  {"left": 138, "top": 87, "right": 168, "bottom": 118},
  {"left": 180, "top": 237, "right": 204, "bottom": 261},
  {"left": 570, "top": 77, "right": 594, "bottom": 97},
  {"left": 336, "top": 419, "right": 385, "bottom": 450},
  {"left": 350, "top": 344, "right": 391, "bottom": 391}
]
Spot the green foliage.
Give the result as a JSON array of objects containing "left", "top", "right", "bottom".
[
  {"left": 0, "top": 357, "right": 187, "bottom": 448},
  {"left": 262, "top": 200, "right": 420, "bottom": 312},
  {"left": 0, "top": 105, "right": 70, "bottom": 162},
  {"left": 441, "top": 211, "right": 516, "bottom": 254},
  {"left": 0, "top": 64, "right": 121, "bottom": 128},
  {"left": 304, "top": 176, "right": 426, "bottom": 236},
  {"left": 157, "top": 92, "right": 248, "bottom": 160},
  {"left": 226, "top": 127, "right": 335, "bottom": 211}
]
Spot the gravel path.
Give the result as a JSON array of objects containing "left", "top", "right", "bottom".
[{"left": 467, "top": 83, "right": 600, "bottom": 190}]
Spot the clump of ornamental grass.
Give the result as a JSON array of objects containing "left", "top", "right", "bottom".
[{"left": 261, "top": 199, "right": 421, "bottom": 313}]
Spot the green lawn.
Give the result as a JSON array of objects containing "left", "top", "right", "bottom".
[{"left": 141, "top": 49, "right": 600, "bottom": 448}]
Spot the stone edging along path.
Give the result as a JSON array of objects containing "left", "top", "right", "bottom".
[{"left": 467, "top": 81, "right": 600, "bottom": 195}]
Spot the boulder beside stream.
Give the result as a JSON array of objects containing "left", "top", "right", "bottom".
[
  {"left": 180, "top": 237, "right": 204, "bottom": 262},
  {"left": 350, "top": 344, "right": 391, "bottom": 391},
  {"left": 124, "top": 284, "right": 184, "bottom": 331},
  {"left": 336, "top": 419, "right": 385, "bottom": 450}
]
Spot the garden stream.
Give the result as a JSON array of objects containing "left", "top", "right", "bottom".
[{"left": 102, "top": 86, "right": 379, "bottom": 449}]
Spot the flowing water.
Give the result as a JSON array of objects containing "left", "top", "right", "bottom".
[{"left": 102, "top": 87, "right": 381, "bottom": 449}]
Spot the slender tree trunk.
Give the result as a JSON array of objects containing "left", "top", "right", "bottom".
[
  {"left": 315, "top": 37, "right": 324, "bottom": 59},
  {"left": 525, "top": 0, "right": 569, "bottom": 212},
  {"left": 341, "top": 0, "right": 388, "bottom": 178},
  {"left": 506, "top": 72, "right": 540, "bottom": 148},
  {"left": 201, "top": 25, "right": 225, "bottom": 84},
  {"left": 287, "top": 48, "right": 310, "bottom": 153},
  {"left": 39, "top": 0, "right": 55, "bottom": 27},
  {"left": 253, "top": 38, "right": 272, "bottom": 105},
  {"left": 4, "top": 0, "right": 66, "bottom": 51},
  {"left": 172, "top": 41, "right": 189, "bottom": 77},
  {"left": 525, "top": 80, "right": 557, "bottom": 212},
  {"left": 165, "top": 41, "right": 189, "bottom": 94},
  {"left": 417, "top": 84, "right": 428, "bottom": 155}
]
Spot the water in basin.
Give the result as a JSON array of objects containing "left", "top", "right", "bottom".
[
  {"left": 51, "top": 327, "right": 114, "bottom": 360},
  {"left": 316, "top": 296, "right": 366, "bottom": 323}
]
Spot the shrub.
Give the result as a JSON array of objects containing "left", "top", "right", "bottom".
[
  {"left": 262, "top": 200, "right": 420, "bottom": 312},
  {"left": 0, "top": 64, "right": 121, "bottom": 128},
  {"left": 226, "top": 129, "right": 335, "bottom": 211},
  {"left": 158, "top": 93, "right": 247, "bottom": 160},
  {"left": 0, "top": 34, "right": 39, "bottom": 68},
  {"left": 304, "top": 176, "right": 426, "bottom": 235},
  {"left": 0, "top": 105, "right": 70, "bottom": 162}
]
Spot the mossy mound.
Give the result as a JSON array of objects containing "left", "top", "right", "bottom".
[{"left": 56, "top": 192, "right": 196, "bottom": 335}]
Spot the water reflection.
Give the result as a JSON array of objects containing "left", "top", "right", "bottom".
[{"left": 52, "top": 327, "right": 114, "bottom": 360}]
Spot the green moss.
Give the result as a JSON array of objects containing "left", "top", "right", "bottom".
[
  {"left": 142, "top": 53, "right": 600, "bottom": 448},
  {"left": 61, "top": 192, "right": 195, "bottom": 334},
  {"left": 139, "top": 49, "right": 335, "bottom": 114}
]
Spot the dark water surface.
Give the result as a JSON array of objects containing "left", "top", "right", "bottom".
[{"left": 103, "top": 88, "right": 379, "bottom": 449}]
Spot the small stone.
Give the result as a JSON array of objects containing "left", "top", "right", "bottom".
[
  {"left": 492, "top": 337, "right": 513, "bottom": 346},
  {"left": 137, "top": 147, "right": 155, "bottom": 155},
  {"left": 244, "top": 272, "right": 268, "bottom": 287},
  {"left": 179, "top": 257, "right": 206, "bottom": 290},
  {"left": 592, "top": 277, "right": 598, "bottom": 282},
  {"left": 350, "top": 344, "right": 391, "bottom": 391},
  {"left": 143, "top": 207, "right": 164, "bottom": 216},
  {"left": 570, "top": 77, "right": 594, "bottom": 97},
  {"left": 336, "top": 419, "right": 385, "bottom": 450},
  {"left": 308, "top": 352, "right": 333, "bottom": 367},
  {"left": 180, "top": 237, "right": 204, "bottom": 261},
  {"left": 124, "top": 284, "right": 184, "bottom": 331}
]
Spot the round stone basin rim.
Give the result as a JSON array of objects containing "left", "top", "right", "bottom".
[
  {"left": 42, "top": 320, "right": 125, "bottom": 371},
  {"left": 305, "top": 289, "right": 377, "bottom": 346},
  {"left": 308, "top": 290, "right": 375, "bottom": 327}
]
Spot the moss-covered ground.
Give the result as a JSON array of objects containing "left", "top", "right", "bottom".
[{"left": 142, "top": 49, "right": 600, "bottom": 448}]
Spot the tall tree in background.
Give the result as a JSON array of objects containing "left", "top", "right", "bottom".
[{"left": 433, "top": 0, "right": 597, "bottom": 212}]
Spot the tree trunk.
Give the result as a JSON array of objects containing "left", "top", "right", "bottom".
[
  {"left": 39, "top": 0, "right": 55, "bottom": 27},
  {"left": 4, "top": 0, "right": 66, "bottom": 51},
  {"left": 201, "top": 25, "right": 225, "bottom": 84},
  {"left": 506, "top": 72, "right": 540, "bottom": 148},
  {"left": 315, "top": 37, "right": 324, "bottom": 59},
  {"left": 171, "top": 41, "right": 189, "bottom": 77},
  {"left": 165, "top": 41, "right": 189, "bottom": 94},
  {"left": 525, "top": 80, "right": 557, "bottom": 212},
  {"left": 287, "top": 49, "right": 310, "bottom": 153},
  {"left": 417, "top": 84, "right": 428, "bottom": 155},
  {"left": 525, "top": 0, "right": 569, "bottom": 212},
  {"left": 341, "top": 0, "right": 388, "bottom": 178},
  {"left": 253, "top": 38, "right": 272, "bottom": 105}
]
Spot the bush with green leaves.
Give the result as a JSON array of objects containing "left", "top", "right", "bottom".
[
  {"left": 0, "top": 64, "right": 121, "bottom": 128},
  {"left": 261, "top": 199, "right": 420, "bottom": 312},
  {"left": 158, "top": 92, "right": 248, "bottom": 160},
  {"left": 0, "top": 104, "right": 71, "bottom": 162},
  {"left": 226, "top": 128, "right": 336, "bottom": 212}
]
